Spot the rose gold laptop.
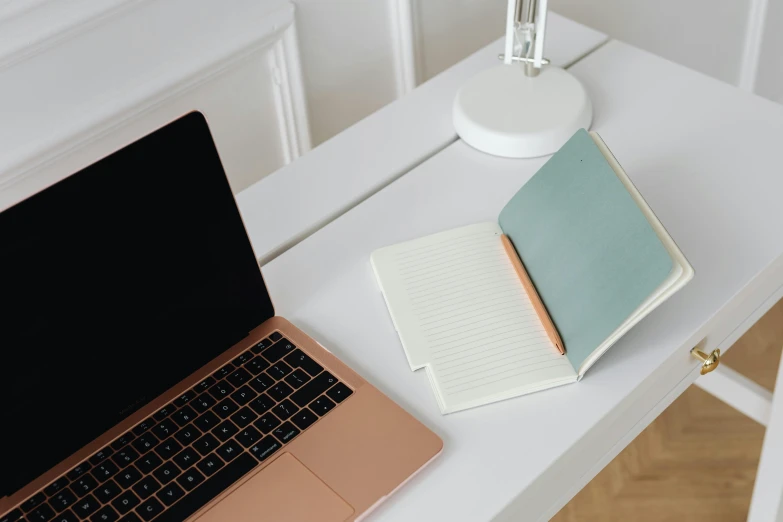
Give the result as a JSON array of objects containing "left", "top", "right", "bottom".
[{"left": 0, "top": 112, "right": 442, "bottom": 522}]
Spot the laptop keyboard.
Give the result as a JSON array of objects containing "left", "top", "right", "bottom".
[{"left": 1, "top": 333, "right": 353, "bottom": 522}]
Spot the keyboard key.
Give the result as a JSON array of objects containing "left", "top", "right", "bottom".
[
  {"left": 244, "top": 356, "right": 269, "bottom": 375},
  {"left": 248, "top": 394, "right": 275, "bottom": 415},
  {"left": 273, "top": 422, "right": 300, "bottom": 444},
  {"left": 151, "top": 420, "right": 177, "bottom": 440},
  {"left": 235, "top": 426, "right": 262, "bottom": 448},
  {"left": 213, "top": 420, "right": 239, "bottom": 442},
  {"left": 291, "top": 408, "right": 318, "bottom": 431},
  {"left": 193, "top": 433, "right": 220, "bottom": 456},
  {"left": 267, "top": 362, "right": 293, "bottom": 380},
  {"left": 133, "top": 475, "right": 160, "bottom": 500},
  {"left": 72, "top": 494, "right": 100, "bottom": 518},
  {"left": 0, "top": 508, "right": 23, "bottom": 522},
  {"left": 152, "top": 405, "right": 176, "bottom": 422},
  {"left": 230, "top": 386, "right": 257, "bottom": 406},
  {"left": 131, "top": 433, "right": 159, "bottom": 455},
  {"left": 89, "top": 448, "right": 114, "bottom": 466},
  {"left": 131, "top": 476, "right": 160, "bottom": 500},
  {"left": 268, "top": 382, "right": 294, "bottom": 402},
  {"left": 212, "top": 363, "right": 235, "bottom": 380},
  {"left": 21, "top": 492, "right": 46, "bottom": 513},
  {"left": 154, "top": 438, "right": 182, "bottom": 461},
  {"left": 152, "top": 461, "right": 181, "bottom": 485},
  {"left": 27, "top": 504, "right": 55, "bottom": 522},
  {"left": 310, "top": 396, "right": 337, "bottom": 416},
  {"left": 215, "top": 439, "right": 243, "bottom": 462},
  {"left": 248, "top": 436, "right": 282, "bottom": 463},
  {"left": 0, "top": 509, "right": 24, "bottom": 522},
  {"left": 118, "top": 513, "right": 141, "bottom": 522},
  {"left": 284, "top": 350, "right": 323, "bottom": 377},
  {"left": 91, "top": 460, "right": 120, "bottom": 483},
  {"left": 250, "top": 338, "right": 273, "bottom": 355},
  {"left": 326, "top": 382, "right": 353, "bottom": 403},
  {"left": 172, "top": 390, "right": 195, "bottom": 408},
  {"left": 155, "top": 483, "right": 184, "bottom": 507},
  {"left": 51, "top": 510, "right": 77, "bottom": 522},
  {"left": 196, "top": 454, "right": 224, "bottom": 477},
  {"left": 132, "top": 419, "right": 154, "bottom": 436},
  {"left": 253, "top": 413, "right": 281, "bottom": 434},
  {"left": 126, "top": 475, "right": 160, "bottom": 499},
  {"left": 215, "top": 398, "right": 239, "bottom": 419},
  {"left": 230, "top": 407, "right": 258, "bottom": 428},
  {"left": 71, "top": 475, "right": 98, "bottom": 497},
  {"left": 171, "top": 406, "right": 197, "bottom": 427},
  {"left": 173, "top": 447, "right": 201, "bottom": 470},
  {"left": 114, "top": 466, "right": 142, "bottom": 489},
  {"left": 50, "top": 489, "right": 77, "bottom": 512},
  {"left": 111, "top": 491, "right": 140, "bottom": 515},
  {"left": 173, "top": 424, "right": 202, "bottom": 446},
  {"left": 284, "top": 369, "right": 311, "bottom": 389},
  {"left": 66, "top": 462, "right": 91, "bottom": 481},
  {"left": 136, "top": 453, "right": 163, "bottom": 475},
  {"left": 147, "top": 454, "right": 256, "bottom": 522},
  {"left": 193, "top": 410, "right": 219, "bottom": 432},
  {"left": 260, "top": 338, "right": 296, "bottom": 363},
  {"left": 94, "top": 480, "right": 121, "bottom": 504},
  {"left": 45, "top": 477, "right": 70, "bottom": 497},
  {"left": 111, "top": 433, "right": 135, "bottom": 451},
  {"left": 136, "top": 498, "right": 164, "bottom": 522},
  {"left": 111, "top": 447, "right": 139, "bottom": 469},
  {"left": 269, "top": 332, "right": 283, "bottom": 342},
  {"left": 191, "top": 393, "right": 216, "bottom": 414},
  {"left": 232, "top": 350, "right": 254, "bottom": 367},
  {"left": 176, "top": 468, "right": 205, "bottom": 492},
  {"left": 291, "top": 372, "right": 337, "bottom": 407},
  {"left": 273, "top": 399, "right": 298, "bottom": 420},
  {"left": 248, "top": 374, "right": 274, "bottom": 394},
  {"left": 193, "top": 376, "right": 215, "bottom": 394},
  {"left": 227, "top": 368, "right": 251, "bottom": 388},
  {"left": 208, "top": 381, "right": 235, "bottom": 401},
  {"left": 90, "top": 506, "right": 118, "bottom": 522}
]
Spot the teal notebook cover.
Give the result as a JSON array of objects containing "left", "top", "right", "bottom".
[{"left": 498, "top": 129, "right": 673, "bottom": 371}]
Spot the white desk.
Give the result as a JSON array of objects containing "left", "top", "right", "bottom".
[
  {"left": 237, "top": 13, "right": 606, "bottom": 263},
  {"left": 241, "top": 36, "right": 783, "bottom": 522}
]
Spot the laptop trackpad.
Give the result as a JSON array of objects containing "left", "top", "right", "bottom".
[{"left": 196, "top": 453, "right": 354, "bottom": 522}]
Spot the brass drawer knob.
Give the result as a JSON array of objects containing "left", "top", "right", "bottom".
[{"left": 691, "top": 348, "right": 721, "bottom": 375}]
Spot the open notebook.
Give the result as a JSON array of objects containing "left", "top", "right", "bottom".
[{"left": 371, "top": 130, "right": 693, "bottom": 414}]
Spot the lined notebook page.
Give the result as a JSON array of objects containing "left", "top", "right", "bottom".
[{"left": 372, "top": 223, "right": 576, "bottom": 413}]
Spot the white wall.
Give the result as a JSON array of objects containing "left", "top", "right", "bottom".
[
  {"left": 3, "top": 0, "right": 781, "bottom": 199},
  {"left": 550, "top": 0, "right": 752, "bottom": 86},
  {"left": 294, "top": 0, "right": 508, "bottom": 146},
  {"left": 293, "top": 0, "right": 783, "bottom": 148},
  {"left": 755, "top": 0, "right": 783, "bottom": 102},
  {"left": 413, "top": 0, "right": 507, "bottom": 81}
]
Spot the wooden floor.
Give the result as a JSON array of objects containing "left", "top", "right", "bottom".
[{"left": 552, "top": 300, "right": 783, "bottom": 522}]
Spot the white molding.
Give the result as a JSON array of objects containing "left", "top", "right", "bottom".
[
  {"left": 0, "top": 0, "right": 147, "bottom": 69},
  {"left": 695, "top": 366, "right": 773, "bottom": 426},
  {"left": 738, "top": 0, "right": 770, "bottom": 92},
  {"left": 389, "top": 0, "right": 418, "bottom": 96},
  {"left": 0, "top": 0, "right": 297, "bottom": 193},
  {"left": 269, "top": 21, "right": 312, "bottom": 164}
]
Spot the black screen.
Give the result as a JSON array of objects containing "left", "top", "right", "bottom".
[{"left": 0, "top": 112, "right": 274, "bottom": 496}]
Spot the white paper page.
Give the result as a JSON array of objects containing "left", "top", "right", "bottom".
[{"left": 372, "top": 223, "right": 576, "bottom": 413}]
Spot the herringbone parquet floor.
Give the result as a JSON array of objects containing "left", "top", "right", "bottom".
[{"left": 552, "top": 299, "right": 783, "bottom": 522}]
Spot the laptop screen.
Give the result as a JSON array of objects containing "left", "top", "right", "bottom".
[{"left": 0, "top": 113, "right": 274, "bottom": 497}]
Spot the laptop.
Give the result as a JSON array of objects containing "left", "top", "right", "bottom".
[{"left": 0, "top": 112, "right": 442, "bottom": 522}]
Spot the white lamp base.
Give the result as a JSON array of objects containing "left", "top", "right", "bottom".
[{"left": 453, "top": 64, "right": 592, "bottom": 158}]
